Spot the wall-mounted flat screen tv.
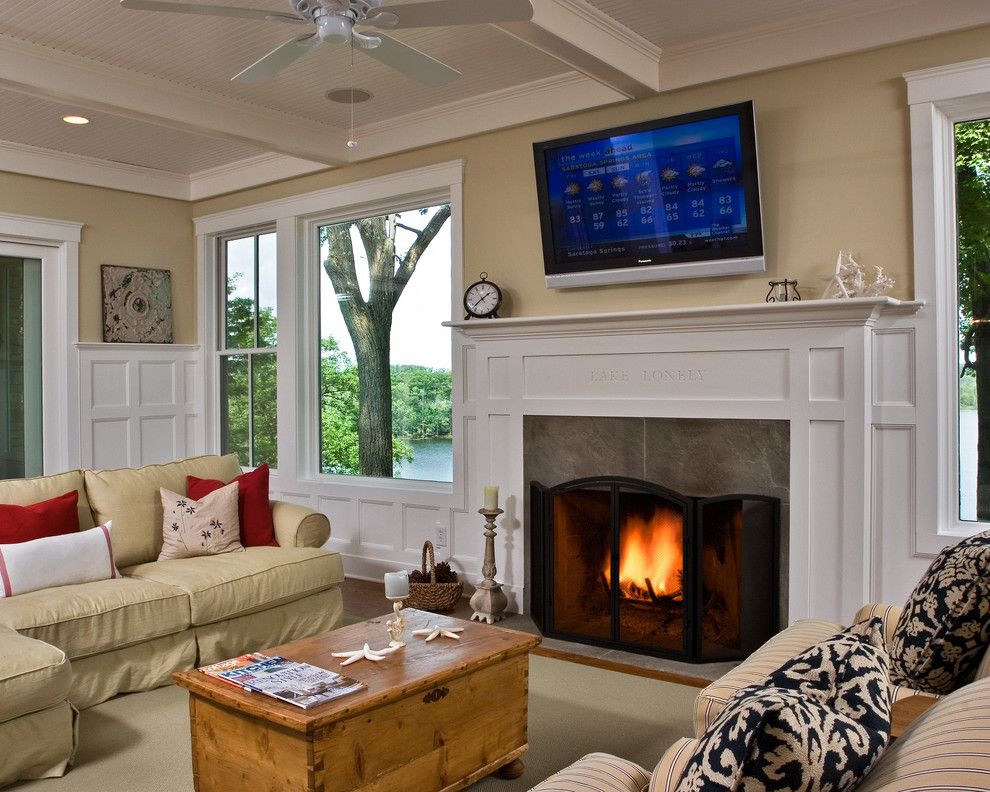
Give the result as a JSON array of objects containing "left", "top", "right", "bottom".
[{"left": 533, "top": 101, "right": 765, "bottom": 289}]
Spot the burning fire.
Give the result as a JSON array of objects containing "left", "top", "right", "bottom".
[{"left": 604, "top": 507, "right": 683, "bottom": 601}]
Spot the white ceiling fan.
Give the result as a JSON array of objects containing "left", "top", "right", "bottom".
[{"left": 119, "top": 0, "right": 534, "bottom": 86}]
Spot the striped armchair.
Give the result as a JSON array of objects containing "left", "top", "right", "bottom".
[{"left": 530, "top": 604, "right": 990, "bottom": 792}]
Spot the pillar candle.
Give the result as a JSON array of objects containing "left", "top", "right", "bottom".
[
  {"left": 484, "top": 485, "right": 499, "bottom": 510},
  {"left": 384, "top": 570, "right": 409, "bottom": 598}
]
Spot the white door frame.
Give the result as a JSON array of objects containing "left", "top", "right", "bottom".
[{"left": 0, "top": 213, "right": 83, "bottom": 474}]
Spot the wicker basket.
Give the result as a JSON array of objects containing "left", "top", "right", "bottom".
[{"left": 406, "top": 541, "right": 463, "bottom": 612}]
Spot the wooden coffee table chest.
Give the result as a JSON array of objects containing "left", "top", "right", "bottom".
[{"left": 173, "top": 609, "right": 541, "bottom": 792}]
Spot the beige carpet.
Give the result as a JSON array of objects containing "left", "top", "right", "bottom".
[{"left": 11, "top": 655, "right": 697, "bottom": 792}]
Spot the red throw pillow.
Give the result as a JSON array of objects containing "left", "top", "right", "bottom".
[
  {"left": 187, "top": 464, "right": 277, "bottom": 547},
  {"left": 0, "top": 491, "right": 80, "bottom": 544}
]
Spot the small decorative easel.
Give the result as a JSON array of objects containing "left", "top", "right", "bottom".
[{"left": 470, "top": 507, "right": 508, "bottom": 624}]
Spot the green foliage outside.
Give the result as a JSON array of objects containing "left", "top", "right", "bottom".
[
  {"left": 224, "top": 285, "right": 452, "bottom": 477},
  {"left": 320, "top": 336, "right": 452, "bottom": 476},
  {"left": 957, "top": 119, "right": 990, "bottom": 517}
]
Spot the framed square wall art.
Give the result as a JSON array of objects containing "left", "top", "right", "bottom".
[{"left": 102, "top": 265, "right": 173, "bottom": 343}]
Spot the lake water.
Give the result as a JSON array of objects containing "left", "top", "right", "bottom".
[
  {"left": 961, "top": 409, "right": 977, "bottom": 520},
  {"left": 395, "top": 437, "right": 453, "bottom": 483}
]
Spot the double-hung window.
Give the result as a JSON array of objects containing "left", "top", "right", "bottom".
[{"left": 217, "top": 230, "right": 277, "bottom": 468}]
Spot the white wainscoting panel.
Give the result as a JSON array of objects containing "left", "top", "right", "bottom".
[{"left": 78, "top": 344, "right": 203, "bottom": 469}]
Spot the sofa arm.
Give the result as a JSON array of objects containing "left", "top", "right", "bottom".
[
  {"left": 271, "top": 501, "right": 330, "bottom": 548},
  {"left": 648, "top": 738, "right": 698, "bottom": 792},
  {"left": 694, "top": 618, "right": 842, "bottom": 736},
  {"left": 529, "top": 753, "right": 650, "bottom": 792}
]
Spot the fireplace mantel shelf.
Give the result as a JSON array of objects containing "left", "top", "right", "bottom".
[{"left": 445, "top": 297, "right": 925, "bottom": 339}]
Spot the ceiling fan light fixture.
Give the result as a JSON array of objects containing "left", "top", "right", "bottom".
[
  {"left": 316, "top": 12, "right": 353, "bottom": 42},
  {"left": 326, "top": 88, "right": 373, "bottom": 104}
]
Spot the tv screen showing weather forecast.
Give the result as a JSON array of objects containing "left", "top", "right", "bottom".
[{"left": 533, "top": 102, "right": 764, "bottom": 287}]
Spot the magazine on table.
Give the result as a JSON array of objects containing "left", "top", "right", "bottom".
[
  {"left": 198, "top": 652, "right": 271, "bottom": 689},
  {"left": 216, "top": 656, "right": 366, "bottom": 709}
]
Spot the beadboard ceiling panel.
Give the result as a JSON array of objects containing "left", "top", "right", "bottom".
[
  {"left": 0, "top": 88, "right": 263, "bottom": 174},
  {"left": 1, "top": 0, "right": 988, "bottom": 197},
  {"left": 0, "top": 0, "right": 567, "bottom": 124}
]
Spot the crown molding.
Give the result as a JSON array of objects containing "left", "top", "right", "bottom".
[
  {"left": 658, "top": 0, "right": 990, "bottom": 92},
  {"left": 0, "top": 36, "right": 349, "bottom": 164},
  {"left": 188, "top": 152, "right": 331, "bottom": 201},
  {"left": 497, "top": 0, "right": 661, "bottom": 98},
  {"left": 0, "top": 138, "right": 190, "bottom": 199},
  {"left": 352, "top": 73, "right": 624, "bottom": 161}
]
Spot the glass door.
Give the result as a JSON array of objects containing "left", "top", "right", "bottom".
[{"left": 0, "top": 254, "right": 42, "bottom": 478}]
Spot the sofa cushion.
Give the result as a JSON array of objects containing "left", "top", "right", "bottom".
[
  {"left": 124, "top": 546, "right": 344, "bottom": 626},
  {"left": 0, "top": 491, "right": 80, "bottom": 544},
  {"left": 0, "top": 523, "right": 120, "bottom": 598},
  {"left": 0, "top": 575, "right": 190, "bottom": 660},
  {"left": 0, "top": 625, "right": 71, "bottom": 723},
  {"left": 694, "top": 618, "right": 842, "bottom": 736},
  {"left": 889, "top": 530, "right": 990, "bottom": 694},
  {"left": 0, "top": 470, "right": 94, "bottom": 535},
  {"left": 676, "top": 620, "right": 891, "bottom": 792},
  {"left": 84, "top": 454, "right": 243, "bottom": 568},
  {"left": 188, "top": 463, "right": 277, "bottom": 548},
  {"left": 158, "top": 483, "right": 243, "bottom": 560},
  {"left": 856, "top": 676, "right": 990, "bottom": 792}
]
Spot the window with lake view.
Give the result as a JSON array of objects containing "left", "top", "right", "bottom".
[{"left": 318, "top": 204, "right": 453, "bottom": 482}]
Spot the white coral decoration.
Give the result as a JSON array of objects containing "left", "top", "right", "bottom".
[{"left": 822, "top": 250, "right": 894, "bottom": 298}]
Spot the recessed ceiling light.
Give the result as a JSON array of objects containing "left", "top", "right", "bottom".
[
  {"left": 62, "top": 115, "right": 90, "bottom": 125},
  {"left": 325, "top": 88, "right": 373, "bottom": 104}
]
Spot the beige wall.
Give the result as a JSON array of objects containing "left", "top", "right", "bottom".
[
  {"left": 5, "top": 26, "right": 990, "bottom": 338},
  {"left": 0, "top": 171, "right": 194, "bottom": 342},
  {"left": 194, "top": 25, "right": 990, "bottom": 315}
]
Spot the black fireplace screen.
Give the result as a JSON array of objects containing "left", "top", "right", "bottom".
[{"left": 530, "top": 477, "right": 778, "bottom": 663}]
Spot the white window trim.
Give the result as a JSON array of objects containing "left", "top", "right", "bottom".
[
  {"left": 0, "top": 212, "right": 81, "bottom": 474},
  {"left": 906, "top": 57, "right": 990, "bottom": 553},
  {"left": 195, "top": 160, "right": 465, "bottom": 505}
]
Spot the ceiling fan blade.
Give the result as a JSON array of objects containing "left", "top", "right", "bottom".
[
  {"left": 359, "top": 33, "right": 460, "bottom": 87},
  {"left": 232, "top": 33, "right": 320, "bottom": 83},
  {"left": 364, "top": 0, "right": 533, "bottom": 29},
  {"left": 119, "top": 0, "right": 304, "bottom": 23}
]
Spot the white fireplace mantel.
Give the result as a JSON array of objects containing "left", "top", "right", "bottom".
[
  {"left": 449, "top": 296, "right": 928, "bottom": 626},
  {"left": 447, "top": 297, "right": 924, "bottom": 337}
]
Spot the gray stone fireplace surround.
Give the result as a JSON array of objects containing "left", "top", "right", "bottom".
[{"left": 523, "top": 415, "right": 790, "bottom": 623}]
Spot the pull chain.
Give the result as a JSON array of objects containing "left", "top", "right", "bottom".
[{"left": 346, "top": 45, "right": 358, "bottom": 149}]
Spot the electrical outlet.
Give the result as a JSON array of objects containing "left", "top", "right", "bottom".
[{"left": 436, "top": 521, "right": 448, "bottom": 547}]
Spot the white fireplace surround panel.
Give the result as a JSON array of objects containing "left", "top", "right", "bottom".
[{"left": 449, "top": 297, "right": 925, "bottom": 626}]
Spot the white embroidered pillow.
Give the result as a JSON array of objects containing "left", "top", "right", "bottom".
[
  {"left": 0, "top": 522, "right": 119, "bottom": 597},
  {"left": 158, "top": 482, "right": 243, "bottom": 561}
]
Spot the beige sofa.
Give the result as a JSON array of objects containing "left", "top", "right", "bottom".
[
  {"left": 531, "top": 604, "right": 990, "bottom": 791},
  {"left": 0, "top": 454, "right": 345, "bottom": 787}
]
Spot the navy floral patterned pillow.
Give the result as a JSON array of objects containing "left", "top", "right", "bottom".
[
  {"left": 676, "top": 619, "right": 892, "bottom": 792},
  {"left": 889, "top": 531, "right": 990, "bottom": 695}
]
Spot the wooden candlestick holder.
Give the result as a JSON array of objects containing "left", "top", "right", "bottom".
[{"left": 470, "top": 507, "right": 508, "bottom": 624}]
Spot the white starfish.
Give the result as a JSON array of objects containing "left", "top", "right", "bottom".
[
  {"left": 412, "top": 624, "right": 464, "bottom": 642},
  {"left": 330, "top": 642, "right": 400, "bottom": 666}
]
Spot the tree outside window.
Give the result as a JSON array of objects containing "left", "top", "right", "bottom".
[
  {"left": 219, "top": 231, "right": 277, "bottom": 469},
  {"left": 318, "top": 204, "right": 452, "bottom": 481},
  {"left": 956, "top": 119, "right": 990, "bottom": 520}
]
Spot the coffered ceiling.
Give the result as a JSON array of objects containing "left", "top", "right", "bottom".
[{"left": 0, "top": 0, "right": 988, "bottom": 199}]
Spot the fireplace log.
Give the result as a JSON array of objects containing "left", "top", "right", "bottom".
[
  {"left": 645, "top": 578, "right": 661, "bottom": 605},
  {"left": 599, "top": 572, "right": 611, "bottom": 598}
]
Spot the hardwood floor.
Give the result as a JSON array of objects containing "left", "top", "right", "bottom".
[{"left": 339, "top": 577, "right": 735, "bottom": 686}]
